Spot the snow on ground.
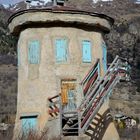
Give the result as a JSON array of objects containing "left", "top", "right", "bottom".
[
  {"left": 92, "top": 0, "right": 113, "bottom": 3},
  {"left": 2, "top": 4, "right": 10, "bottom": 8}
]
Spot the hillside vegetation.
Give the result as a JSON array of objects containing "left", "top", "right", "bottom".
[{"left": 0, "top": 8, "right": 17, "bottom": 123}]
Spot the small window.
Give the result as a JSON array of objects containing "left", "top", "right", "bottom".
[
  {"left": 82, "top": 40, "right": 92, "bottom": 63},
  {"left": 102, "top": 43, "right": 107, "bottom": 72},
  {"left": 55, "top": 39, "right": 68, "bottom": 62},
  {"left": 28, "top": 40, "right": 40, "bottom": 64},
  {"left": 20, "top": 115, "right": 37, "bottom": 133}
]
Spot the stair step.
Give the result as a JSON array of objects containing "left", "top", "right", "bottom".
[
  {"left": 63, "top": 132, "right": 78, "bottom": 134},
  {"left": 63, "top": 127, "right": 78, "bottom": 130},
  {"left": 69, "top": 122, "right": 78, "bottom": 128}
]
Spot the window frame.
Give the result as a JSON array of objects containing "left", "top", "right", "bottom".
[
  {"left": 102, "top": 42, "right": 107, "bottom": 72},
  {"left": 81, "top": 40, "right": 92, "bottom": 63},
  {"left": 54, "top": 38, "right": 68, "bottom": 63},
  {"left": 28, "top": 40, "right": 41, "bottom": 64},
  {"left": 17, "top": 46, "right": 21, "bottom": 66},
  {"left": 20, "top": 115, "right": 38, "bottom": 133}
]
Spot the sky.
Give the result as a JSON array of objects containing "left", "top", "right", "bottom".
[
  {"left": 0, "top": 0, "right": 140, "bottom": 5},
  {"left": 0, "top": 0, "right": 52, "bottom": 5},
  {"left": 0, "top": 0, "right": 22, "bottom": 4}
]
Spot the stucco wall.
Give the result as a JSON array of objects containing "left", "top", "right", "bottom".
[{"left": 14, "top": 27, "right": 106, "bottom": 136}]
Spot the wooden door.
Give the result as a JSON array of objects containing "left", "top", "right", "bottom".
[{"left": 61, "top": 81, "right": 77, "bottom": 112}]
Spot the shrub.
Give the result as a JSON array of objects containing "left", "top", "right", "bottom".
[{"left": 118, "top": 120, "right": 126, "bottom": 129}]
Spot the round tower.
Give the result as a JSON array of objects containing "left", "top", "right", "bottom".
[{"left": 8, "top": 6, "right": 119, "bottom": 140}]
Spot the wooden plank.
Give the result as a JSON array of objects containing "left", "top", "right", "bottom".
[
  {"left": 83, "top": 71, "right": 98, "bottom": 95},
  {"left": 81, "top": 59, "right": 99, "bottom": 85}
]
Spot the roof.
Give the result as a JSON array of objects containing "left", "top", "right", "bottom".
[
  {"left": 8, "top": 6, "right": 114, "bottom": 25},
  {"left": 8, "top": 6, "right": 114, "bottom": 36}
]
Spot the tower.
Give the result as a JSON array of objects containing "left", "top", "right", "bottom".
[{"left": 8, "top": 4, "right": 125, "bottom": 140}]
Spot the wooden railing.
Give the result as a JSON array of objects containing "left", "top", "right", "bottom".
[
  {"left": 81, "top": 59, "right": 100, "bottom": 98},
  {"left": 78, "top": 56, "right": 129, "bottom": 133},
  {"left": 48, "top": 95, "right": 60, "bottom": 118}
]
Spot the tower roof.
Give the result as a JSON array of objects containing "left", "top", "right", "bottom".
[{"left": 8, "top": 6, "right": 114, "bottom": 36}]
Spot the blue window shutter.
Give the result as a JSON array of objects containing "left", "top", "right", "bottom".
[
  {"left": 22, "top": 117, "right": 37, "bottom": 133},
  {"left": 82, "top": 40, "right": 92, "bottom": 62},
  {"left": 68, "top": 90, "right": 76, "bottom": 110},
  {"left": 18, "top": 47, "right": 20, "bottom": 66},
  {"left": 28, "top": 40, "right": 40, "bottom": 64},
  {"left": 102, "top": 43, "right": 107, "bottom": 72},
  {"left": 55, "top": 39, "right": 67, "bottom": 62}
]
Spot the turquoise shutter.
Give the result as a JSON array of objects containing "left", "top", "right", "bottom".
[
  {"left": 68, "top": 90, "right": 76, "bottom": 110},
  {"left": 18, "top": 47, "right": 20, "bottom": 66},
  {"left": 28, "top": 40, "right": 40, "bottom": 64},
  {"left": 102, "top": 43, "right": 107, "bottom": 72},
  {"left": 55, "top": 39, "right": 67, "bottom": 62},
  {"left": 22, "top": 117, "right": 37, "bottom": 133},
  {"left": 82, "top": 40, "right": 92, "bottom": 62}
]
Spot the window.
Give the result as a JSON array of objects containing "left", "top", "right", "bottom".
[
  {"left": 55, "top": 39, "right": 68, "bottom": 62},
  {"left": 20, "top": 115, "right": 37, "bottom": 133},
  {"left": 102, "top": 43, "right": 107, "bottom": 72},
  {"left": 28, "top": 40, "right": 40, "bottom": 64},
  {"left": 18, "top": 47, "right": 20, "bottom": 66},
  {"left": 82, "top": 40, "right": 92, "bottom": 62}
]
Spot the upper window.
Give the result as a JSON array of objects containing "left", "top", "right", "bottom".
[
  {"left": 18, "top": 47, "right": 20, "bottom": 66},
  {"left": 28, "top": 40, "right": 40, "bottom": 64},
  {"left": 82, "top": 40, "right": 92, "bottom": 63},
  {"left": 102, "top": 42, "right": 107, "bottom": 72},
  {"left": 55, "top": 39, "right": 68, "bottom": 62}
]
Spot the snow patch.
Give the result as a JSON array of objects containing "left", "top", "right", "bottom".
[
  {"left": 135, "top": 0, "right": 140, "bottom": 4},
  {"left": 13, "top": 4, "right": 18, "bottom": 9},
  {"left": 93, "top": 0, "right": 113, "bottom": 3},
  {"left": 30, "top": 0, "right": 51, "bottom": 6},
  {"left": 15, "top": 7, "right": 21, "bottom": 11},
  {"left": 30, "top": 1, "right": 40, "bottom": 6},
  {"left": 41, "top": 0, "right": 51, "bottom": 4},
  {"left": 2, "top": 4, "right": 10, "bottom": 9}
]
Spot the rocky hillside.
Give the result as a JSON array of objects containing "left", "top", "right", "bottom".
[
  {"left": 0, "top": 0, "right": 140, "bottom": 122},
  {"left": 0, "top": 8, "right": 17, "bottom": 122},
  {"left": 106, "top": 14, "right": 140, "bottom": 117}
]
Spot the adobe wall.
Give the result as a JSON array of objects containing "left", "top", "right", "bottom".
[{"left": 14, "top": 27, "right": 105, "bottom": 137}]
